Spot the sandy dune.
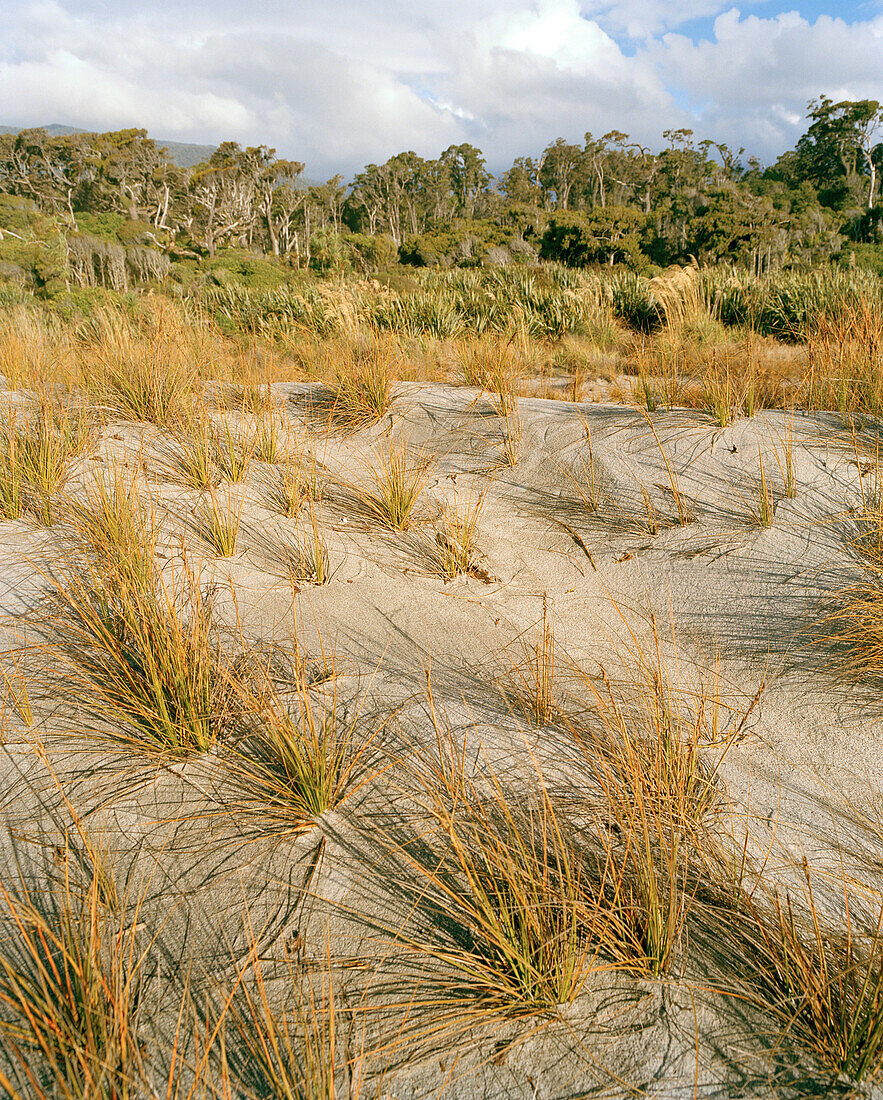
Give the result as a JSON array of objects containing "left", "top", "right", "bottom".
[{"left": 1, "top": 381, "right": 881, "bottom": 1098}]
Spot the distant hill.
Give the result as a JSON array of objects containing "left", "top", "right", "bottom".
[{"left": 0, "top": 124, "right": 216, "bottom": 168}]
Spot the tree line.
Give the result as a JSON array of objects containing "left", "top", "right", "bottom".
[{"left": 0, "top": 96, "right": 881, "bottom": 282}]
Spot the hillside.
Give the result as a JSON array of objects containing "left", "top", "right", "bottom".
[{"left": 0, "top": 123, "right": 216, "bottom": 168}]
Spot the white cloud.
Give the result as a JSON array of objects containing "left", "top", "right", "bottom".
[
  {"left": 0, "top": 1, "right": 881, "bottom": 176},
  {"left": 652, "top": 8, "right": 883, "bottom": 160}
]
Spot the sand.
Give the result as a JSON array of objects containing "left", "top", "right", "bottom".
[{"left": 1, "top": 380, "right": 881, "bottom": 1098}]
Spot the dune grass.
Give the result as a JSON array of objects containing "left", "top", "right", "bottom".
[
  {"left": 37, "top": 553, "right": 233, "bottom": 756},
  {"left": 248, "top": 506, "right": 330, "bottom": 586},
  {"left": 322, "top": 337, "right": 398, "bottom": 428},
  {"left": 355, "top": 441, "right": 429, "bottom": 531},
  {"left": 706, "top": 859, "right": 883, "bottom": 1085},
  {"left": 0, "top": 847, "right": 151, "bottom": 1100},
  {"left": 262, "top": 451, "right": 326, "bottom": 518},
  {"left": 192, "top": 491, "right": 243, "bottom": 557},
  {"left": 62, "top": 463, "right": 158, "bottom": 589},
  {"left": 502, "top": 594, "right": 557, "bottom": 726},
  {"left": 83, "top": 303, "right": 204, "bottom": 426},
  {"left": 399, "top": 752, "right": 612, "bottom": 1012},
  {"left": 418, "top": 493, "right": 485, "bottom": 579},
  {"left": 226, "top": 664, "right": 383, "bottom": 833},
  {"left": 0, "top": 400, "right": 94, "bottom": 526}
]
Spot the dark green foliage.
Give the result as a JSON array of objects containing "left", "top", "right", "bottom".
[
  {"left": 541, "top": 208, "right": 647, "bottom": 268},
  {"left": 205, "top": 249, "right": 290, "bottom": 289}
]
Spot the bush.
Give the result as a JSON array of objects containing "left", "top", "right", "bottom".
[
  {"left": 0, "top": 198, "right": 67, "bottom": 295},
  {"left": 205, "top": 248, "right": 290, "bottom": 289},
  {"left": 346, "top": 232, "right": 398, "bottom": 272},
  {"left": 541, "top": 208, "right": 648, "bottom": 269}
]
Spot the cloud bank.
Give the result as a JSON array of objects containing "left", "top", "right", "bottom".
[{"left": 1, "top": 1, "right": 882, "bottom": 176}]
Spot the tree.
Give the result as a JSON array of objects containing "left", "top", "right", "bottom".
[
  {"left": 540, "top": 206, "right": 646, "bottom": 266},
  {"left": 792, "top": 97, "right": 883, "bottom": 210},
  {"left": 440, "top": 144, "right": 490, "bottom": 218},
  {"left": 538, "top": 139, "right": 584, "bottom": 210}
]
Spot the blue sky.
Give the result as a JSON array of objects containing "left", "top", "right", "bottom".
[{"left": 0, "top": 1, "right": 881, "bottom": 176}]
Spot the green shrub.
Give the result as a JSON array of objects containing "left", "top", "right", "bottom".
[
  {"left": 347, "top": 232, "right": 398, "bottom": 272},
  {"left": 205, "top": 248, "right": 290, "bottom": 289}
]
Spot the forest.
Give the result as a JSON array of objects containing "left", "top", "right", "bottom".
[{"left": 0, "top": 95, "right": 881, "bottom": 300}]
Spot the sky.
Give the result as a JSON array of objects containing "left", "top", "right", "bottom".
[{"left": 0, "top": 0, "right": 881, "bottom": 178}]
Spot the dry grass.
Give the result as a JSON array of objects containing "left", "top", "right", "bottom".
[
  {"left": 0, "top": 309, "right": 74, "bottom": 391},
  {"left": 562, "top": 615, "right": 763, "bottom": 977},
  {"left": 62, "top": 463, "right": 158, "bottom": 589},
  {"left": 36, "top": 553, "right": 234, "bottom": 756},
  {"left": 248, "top": 507, "right": 330, "bottom": 586},
  {"left": 0, "top": 400, "right": 94, "bottom": 526},
  {"left": 211, "top": 418, "right": 255, "bottom": 483},
  {"left": 261, "top": 451, "right": 326, "bottom": 518},
  {"left": 254, "top": 414, "right": 285, "bottom": 464},
  {"left": 226, "top": 663, "right": 384, "bottom": 833},
  {"left": 398, "top": 740, "right": 617, "bottom": 1012},
  {"left": 502, "top": 595, "right": 557, "bottom": 726},
  {"left": 709, "top": 859, "right": 883, "bottom": 1085},
  {"left": 494, "top": 409, "right": 521, "bottom": 469},
  {"left": 641, "top": 411, "right": 696, "bottom": 526},
  {"left": 354, "top": 441, "right": 430, "bottom": 531},
  {"left": 0, "top": 846, "right": 151, "bottom": 1100},
  {"left": 556, "top": 423, "right": 605, "bottom": 513},
  {"left": 308, "top": 336, "right": 399, "bottom": 428},
  {"left": 746, "top": 449, "right": 775, "bottom": 529},
  {"left": 159, "top": 415, "right": 221, "bottom": 490},
  {"left": 415, "top": 493, "right": 485, "bottom": 580},
  {"left": 82, "top": 303, "right": 208, "bottom": 426},
  {"left": 456, "top": 337, "right": 521, "bottom": 416},
  {"left": 192, "top": 491, "right": 243, "bottom": 557}
]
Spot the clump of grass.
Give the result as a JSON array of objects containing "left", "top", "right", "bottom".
[
  {"left": 0, "top": 400, "right": 94, "bottom": 525},
  {"left": 702, "top": 355, "right": 737, "bottom": 428},
  {"left": 254, "top": 415, "right": 284, "bottom": 464},
  {"left": 712, "top": 860, "right": 883, "bottom": 1085},
  {"left": 640, "top": 483, "right": 660, "bottom": 535},
  {"left": 503, "top": 595, "right": 556, "bottom": 726},
  {"left": 564, "top": 613, "right": 761, "bottom": 976},
  {"left": 753, "top": 450, "right": 774, "bottom": 528},
  {"left": 159, "top": 416, "right": 220, "bottom": 490},
  {"left": 420, "top": 494, "right": 485, "bottom": 579},
  {"left": 356, "top": 442, "right": 429, "bottom": 531},
  {"left": 457, "top": 336, "right": 520, "bottom": 416},
  {"left": 641, "top": 410, "right": 696, "bottom": 526},
  {"left": 62, "top": 464, "right": 157, "bottom": 589},
  {"left": 193, "top": 492, "right": 242, "bottom": 558},
  {"left": 773, "top": 417, "right": 798, "bottom": 499},
  {"left": 494, "top": 410, "right": 521, "bottom": 468},
  {"left": 263, "top": 460, "right": 305, "bottom": 518},
  {"left": 227, "top": 669, "right": 382, "bottom": 833},
  {"left": 0, "top": 848, "right": 151, "bottom": 1100},
  {"left": 216, "top": 379, "right": 275, "bottom": 416},
  {"left": 402, "top": 772, "right": 602, "bottom": 1009},
  {"left": 326, "top": 338, "right": 398, "bottom": 428},
  {"left": 212, "top": 418, "right": 254, "bottom": 483},
  {"left": 262, "top": 452, "right": 326, "bottom": 518},
  {"left": 396, "top": 708, "right": 647, "bottom": 1013},
  {"left": 557, "top": 423, "right": 604, "bottom": 512},
  {"left": 37, "top": 555, "right": 232, "bottom": 756},
  {"left": 248, "top": 508, "right": 330, "bottom": 586},
  {"left": 84, "top": 303, "right": 201, "bottom": 426}
]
